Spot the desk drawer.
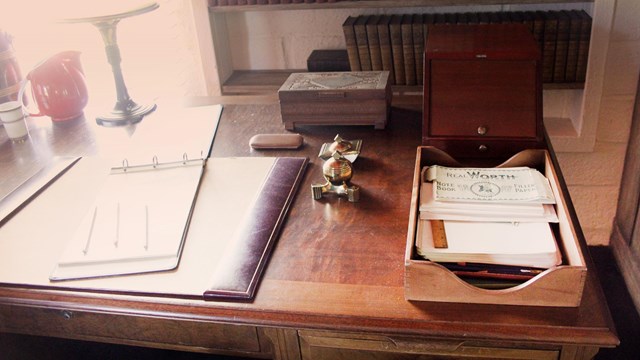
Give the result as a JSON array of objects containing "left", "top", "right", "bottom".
[
  {"left": 0, "top": 304, "right": 261, "bottom": 354},
  {"left": 299, "top": 330, "right": 559, "bottom": 360},
  {"left": 426, "top": 138, "right": 542, "bottom": 159}
]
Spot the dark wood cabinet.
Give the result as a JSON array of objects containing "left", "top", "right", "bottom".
[{"left": 423, "top": 24, "right": 544, "bottom": 159}]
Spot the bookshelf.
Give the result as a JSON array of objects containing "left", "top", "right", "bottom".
[
  {"left": 201, "top": 0, "right": 609, "bottom": 152},
  {"left": 221, "top": 69, "right": 588, "bottom": 95},
  {"left": 209, "top": 1, "right": 593, "bottom": 13}
]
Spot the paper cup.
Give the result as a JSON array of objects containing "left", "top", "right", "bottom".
[{"left": 0, "top": 100, "right": 28, "bottom": 141}]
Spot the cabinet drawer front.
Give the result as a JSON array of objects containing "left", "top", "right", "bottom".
[
  {"left": 424, "top": 139, "right": 542, "bottom": 159},
  {"left": 299, "top": 330, "right": 559, "bottom": 360},
  {"left": 0, "top": 304, "right": 261, "bottom": 353},
  {"left": 428, "top": 60, "right": 538, "bottom": 138}
]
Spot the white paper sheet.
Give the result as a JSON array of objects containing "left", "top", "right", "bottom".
[{"left": 416, "top": 219, "right": 562, "bottom": 268}]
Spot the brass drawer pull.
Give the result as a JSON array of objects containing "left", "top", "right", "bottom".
[
  {"left": 478, "top": 144, "right": 488, "bottom": 152},
  {"left": 477, "top": 126, "right": 488, "bottom": 135}
]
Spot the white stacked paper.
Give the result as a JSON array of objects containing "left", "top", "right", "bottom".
[
  {"left": 416, "top": 219, "right": 562, "bottom": 268},
  {"left": 416, "top": 165, "right": 562, "bottom": 269},
  {"left": 419, "top": 182, "right": 559, "bottom": 222}
]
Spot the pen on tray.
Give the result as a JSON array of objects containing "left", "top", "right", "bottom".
[{"left": 446, "top": 262, "right": 544, "bottom": 275}]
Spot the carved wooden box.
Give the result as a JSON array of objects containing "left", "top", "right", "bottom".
[{"left": 278, "top": 71, "right": 391, "bottom": 130}]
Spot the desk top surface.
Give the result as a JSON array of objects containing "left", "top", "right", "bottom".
[{"left": 0, "top": 102, "right": 618, "bottom": 347}]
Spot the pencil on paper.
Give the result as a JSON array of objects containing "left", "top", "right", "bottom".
[
  {"left": 83, "top": 206, "right": 98, "bottom": 255},
  {"left": 144, "top": 205, "right": 149, "bottom": 251}
]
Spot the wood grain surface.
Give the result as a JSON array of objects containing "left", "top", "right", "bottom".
[{"left": 0, "top": 103, "right": 618, "bottom": 355}]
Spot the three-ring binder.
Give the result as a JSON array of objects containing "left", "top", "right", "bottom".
[
  {"left": 112, "top": 153, "right": 206, "bottom": 174},
  {"left": 50, "top": 152, "right": 208, "bottom": 281}
]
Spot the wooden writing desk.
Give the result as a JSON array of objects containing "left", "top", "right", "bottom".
[{"left": 0, "top": 103, "right": 618, "bottom": 359}]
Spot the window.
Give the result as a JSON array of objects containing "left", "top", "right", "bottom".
[{"left": 1, "top": 0, "right": 201, "bottom": 104}]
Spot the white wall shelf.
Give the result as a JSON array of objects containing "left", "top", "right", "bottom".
[{"left": 193, "top": 0, "right": 611, "bottom": 152}]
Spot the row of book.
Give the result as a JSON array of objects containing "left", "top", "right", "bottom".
[
  {"left": 342, "top": 10, "right": 592, "bottom": 86},
  {"left": 209, "top": 0, "right": 348, "bottom": 5}
]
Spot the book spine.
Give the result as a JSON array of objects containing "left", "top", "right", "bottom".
[
  {"left": 478, "top": 12, "right": 490, "bottom": 24},
  {"left": 422, "top": 14, "right": 434, "bottom": 86},
  {"left": 342, "top": 16, "right": 361, "bottom": 71},
  {"left": 390, "top": 15, "right": 406, "bottom": 85},
  {"left": 542, "top": 11, "right": 558, "bottom": 83},
  {"left": 412, "top": 13, "right": 424, "bottom": 86},
  {"left": 520, "top": 11, "right": 534, "bottom": 33},
  {"left": 489, "top": 12, "right": 502, "bottom": 24},
  {"left": 531, "top": 11, "right": 545, "bottom": 55},
  {"left": 377, "top": 15, "right": 395, "bottom": 85},
  {"left": 355, "top": 15, "right": 372, "bottom": 71},
  {"left": 498, "top": 11, "right": 511, "bottom": 23},
  {"left": 366, "top": 15, "right": 383, "bottom": 71},
  {"left": 466, "top": 12, "right": 479, "bottom": 24},
  {"left": 457, "top": 12, "right": 469, "bottom": 24},
  {"left": 576, "top": 10, "right": 592, "bottom": 82},
  {"left": 564, "top": 10, "right": 581, "bottom": 83},
  {"left": 401, "top": 14, "right": 416, "bottom": 86},
  {"left": 553, "top": 11, "right": 570, "bottom": 82}
]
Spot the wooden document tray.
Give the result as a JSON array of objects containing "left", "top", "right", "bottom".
[{"left": 404, "top": 147, "right": 587, "bottom": 307}]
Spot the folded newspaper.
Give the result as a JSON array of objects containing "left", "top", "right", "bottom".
[{"left": 424, "top": 166, "right": 555, "bottom": 204}]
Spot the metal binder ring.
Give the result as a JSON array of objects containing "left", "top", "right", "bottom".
[
  {"left": 183, "top": 153, "right": 188, "bottom": 164},
  {"left": 122, "top": 159, "right": 129, "bottom": 172},
  {"left": 152, "top": 155, "right": 159, "bottom": 168}
]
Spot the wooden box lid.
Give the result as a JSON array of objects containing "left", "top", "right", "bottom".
[
  {"left": 426, "top": 23, "right": 540, "bottom": 61},
  {"left": 278, "top": 71, "right": 390, "bottom": 101}
]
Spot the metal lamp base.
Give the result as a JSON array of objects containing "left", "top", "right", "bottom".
[{"left": 96, "top": 101, "right": 156, "bottom": 127}]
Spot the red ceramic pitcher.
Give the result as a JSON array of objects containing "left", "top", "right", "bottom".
[{"left": 18, "top": 51, "right": 88, "bottom": 122}]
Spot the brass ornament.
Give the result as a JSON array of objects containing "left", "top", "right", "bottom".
[
  {"left": 319, "top": 134, "right": 362, "bottom": 162},
  {"left": 312, "top": 150, "right": 360, "bottom": 202}
]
